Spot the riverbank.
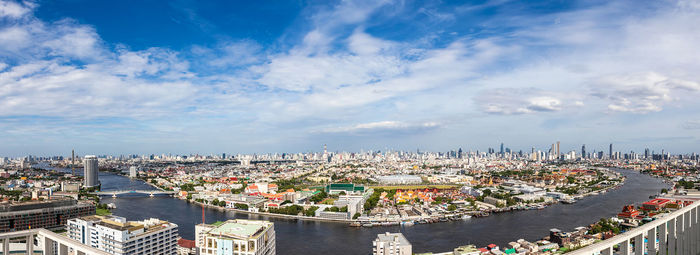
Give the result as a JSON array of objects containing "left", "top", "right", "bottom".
[
  {"left": 100, "top": 168, "right": 667, "bottom": 254},
  {"left": 180, "top": 168, "right": 628, "bottom": 228},
  {"left": 189, "top": 200, "right": 356, "bottom": 223}
]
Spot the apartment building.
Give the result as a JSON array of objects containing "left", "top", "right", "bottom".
[
  {"left": 373, "top": 232, "right": 412, "bottom": 255},
  {"left": 196, "top": 219, "right": 275, "bottom": 255},
  {"left": 67, "top": 215, "right": 178, "bottom": 255}
]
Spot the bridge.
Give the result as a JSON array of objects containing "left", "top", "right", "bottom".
[
  {"left": 90, "top": 190, "right": 177, "bottom": 198},
  {"left": 571, "top": 200, "right": 699, "bottom": 255}
]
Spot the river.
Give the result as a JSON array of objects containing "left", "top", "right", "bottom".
[{"left": 48, "top": 165, "right": 668, "bottom": 254}]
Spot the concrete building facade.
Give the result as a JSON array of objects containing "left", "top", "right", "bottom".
[{"left": 67, "top": 215, "right": 178, "bottom": 255}]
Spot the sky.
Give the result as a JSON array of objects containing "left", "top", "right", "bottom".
[{"left": 1, "top": 0, "right": 700, "bottom": 157}]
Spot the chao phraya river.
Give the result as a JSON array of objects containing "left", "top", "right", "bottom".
[{"left": 74, "top": 168, "right": 665, "bottom": 254}]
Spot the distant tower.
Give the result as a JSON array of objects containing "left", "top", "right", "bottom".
[
  {"left": 556, "top": 141, "right": 560, "bottom": 158},
  {"left": 322, "top": 144, "right": 328, "bottom": 162},
  {"left": 83, "top": 155, "right": 99, "bottom": 188},
  {"left": 581, "top": 144, "right": 586, "bottom": 159},
  {"left": 500, "top": 143, "right": 504, "bottom": 155},
  {"left": 609, "top": 144, "right": 613, "bottom": 159},
  {"left": 71, "top": 149, "right": 75, "bottom": 176}
]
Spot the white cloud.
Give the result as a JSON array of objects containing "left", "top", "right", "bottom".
[
  {"left": 590, "top": 72, "right": 699, "bottom": 113},
  {"left": 476, "top": 89, "right": 574, "bottom": 115},
  {"left": 0, "top": 0, "right": 31, "bottom": 19},
  {"left": 320, "top": 121, "right": 440, "bottom": 134}
]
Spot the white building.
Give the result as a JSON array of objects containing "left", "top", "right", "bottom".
[
  {"left": 67, "top": 215, "right": 178, "bottom": 255},
  {"left": 83, "top": 155, "right": 99, "bottom": 187},
  {"left": 196, "top": 219, "right": 275, "bottom": 255},
  {"left": 375, "top": 175, "right": 422, "bottom": 184},
  {"left": 129, "top": 166, "right": 138, "bottom": 178},
  {"left": 373, "top": 232, "right": 412, "bottom": 255}
]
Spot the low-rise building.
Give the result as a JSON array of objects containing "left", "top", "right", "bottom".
[{"left": 0, "top": 198, "right": 95, "bottom": 233}]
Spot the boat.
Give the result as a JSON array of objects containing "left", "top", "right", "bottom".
[
  {"left": 560, "top": 198, "right": 576, "bottom": 204},
  {"left": 349, "top": 222, "right": 361, "bottom": 227},
  {"left": 461, "top": 215, "right": 472, "bottom": 220},
  {"left": 362, "top": 223, "right": 373, "bottom": 228},
  {"left": 401, "top": 221, "right": 414, "bottom": 227},
  {"left": 107, "top": 203, "right": 117, "bottom": 209}
]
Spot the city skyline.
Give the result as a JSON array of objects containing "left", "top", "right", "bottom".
[{"left": 1, "top": 0, "right": 700, "bottom": 155}]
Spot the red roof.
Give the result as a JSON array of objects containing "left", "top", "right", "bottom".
[
  {"left": 177, "top": 238, "right": 196, "bottom": 249},
  {"left": 643, "top": 198, "right": 671, "bottom": 206},
  {"left": 488, "top": 244, "right": 498, "bottom": 248}
]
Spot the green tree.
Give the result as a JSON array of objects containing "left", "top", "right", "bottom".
[
  {"left": 447, "top": 204, "right": 457, "bottom": 211},
  {"left": 353, "top": 213, "right": 361, "bottom": 219}
]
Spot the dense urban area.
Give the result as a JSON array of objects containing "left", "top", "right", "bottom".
[{"left": 1, "top": 143, "right": 699, "bottom": 254}]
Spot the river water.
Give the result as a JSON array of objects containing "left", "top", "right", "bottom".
[{"left": 53, "top": 166, "right": 667, "bottom": 254}]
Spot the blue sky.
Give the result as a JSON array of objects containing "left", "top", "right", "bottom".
[{"left": 1, "top": 0, "right": 700, "bottom": 156}]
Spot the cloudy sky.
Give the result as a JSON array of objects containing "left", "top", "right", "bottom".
[{"left": 1, "top": 0, "right": 699, "bottom": 156}]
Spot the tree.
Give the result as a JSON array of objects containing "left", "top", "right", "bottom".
[
  {"left": 447, "top": 204, "right": 457, "bottom": 211},
  {"left": 661, "top": 188, "right": 669, "bottom": 194},
  {"left": 353, "top": 212, "right": 361, "bottom": 219}
]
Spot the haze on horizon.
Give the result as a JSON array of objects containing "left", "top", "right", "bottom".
[{"left": 1, "top": 0, "right": 700, "bottom": 157}]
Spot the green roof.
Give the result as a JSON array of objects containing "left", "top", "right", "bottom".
[
  {"left": 211, "top": 221, "right": 225, "bottom": 227},
  {"left": 505, "top": 248, "right": 516, "bottom": 254}
]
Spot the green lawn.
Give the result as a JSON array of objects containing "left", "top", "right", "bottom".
[{"left": 96, "top": 208, "right": 112, "bottom": 216}]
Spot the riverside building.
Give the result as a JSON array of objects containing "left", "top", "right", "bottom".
[
  {"left": 196, "top": 219, "right": 275, "bottom": 255},
  {"left": 83, "top": 155, "right": 99, "bottom": 187},
  {"left": 0, "top": 198, "right": 95, "bottom": 233},
  {"left": 373, "top": 232, "right": 412, "bottom": 255},
  {"left": 67, "top": 215, "right": 179, "bottom": 255}
]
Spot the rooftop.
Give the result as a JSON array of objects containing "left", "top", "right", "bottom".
[{"left": 207, "top": 220, "right": 271, "bottom": 239}]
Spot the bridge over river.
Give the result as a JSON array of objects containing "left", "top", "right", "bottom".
[{"left": 90, "top": 190, "right": 177, "bottom": 197}]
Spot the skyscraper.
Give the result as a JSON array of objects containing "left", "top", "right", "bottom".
[
  {"left": 556, "top": 141, "right": 560, "bottom": 158},
  {"left": 609, "top": 144, "right": 613, "bottom": 159},
  {"left": 83, "top": 155, "right": 99, "bottom": 188},
  {"left": 500, "top": 143, "right": 504, "bottom": 155},
  {"left": 71, "top": 149, "right": 75, "bottom": 176},
  {"left": 581, "top": 144, "right": 586, "bottom": 159},
  {"left": 644, "top": 148, "right": 650, "bottom": 159}
]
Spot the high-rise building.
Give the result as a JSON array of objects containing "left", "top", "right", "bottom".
[
  {"left": 196, "top": 219, "right": 275, "bottom": 255},
  {"left": 556, "top": 141, "right": 560, "bottom": 158},
  {"left": 581, "top": 144, "right": 586, "bottom": 159},
  {"left": 609, "top": 144, "right": 613, "bottom": 159},
  {"left": 373, "top": 232, "right": 412, "bottom": 255},
  {"left": 500, "top": 143, "right": 504, "bottom": 155},
  {"left": 83, "top": 155, "right": 99, "bottom": 188},
  {"left": 645, "top": 148, "right": 650, "bottom": 159},
  {"left": 129, "top": 166, "right": 138, "bottom": 178},
  {"left": 67, "top": 215, "right": 178, "bottom": 255}
]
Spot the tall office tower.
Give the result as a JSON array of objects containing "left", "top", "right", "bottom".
[
  {"left": 373, "top": 232, "right": 412, "bottom": 255},
  {"left": 581, "top": 144, "right": 586, "bottom": 159},
  {"left": 71, "top": 149, "right": 75, "bottom": 176},
  {"left": 556, "top": 141, "right": 561, "bottom": 158},
  {"left": 196, "top": 219, "right": 275, "bottom": 255},
  {"left": 645, "top": 148, "right": 650, "bottom": 159},
  {"left": 458, "top": 148, "right": 463, "bottom": 159},
  {"left": 83, "top": 155, "right": 99, "bottom": 188},
  {"left": 67, "top": 215, "right": 178, "bottom": 255},
  {"left": 500, "top": 143, "right": 504, "bottom": 155},
  {"left": 609, "top": 144, "right": 613, "bottom": 159}
]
